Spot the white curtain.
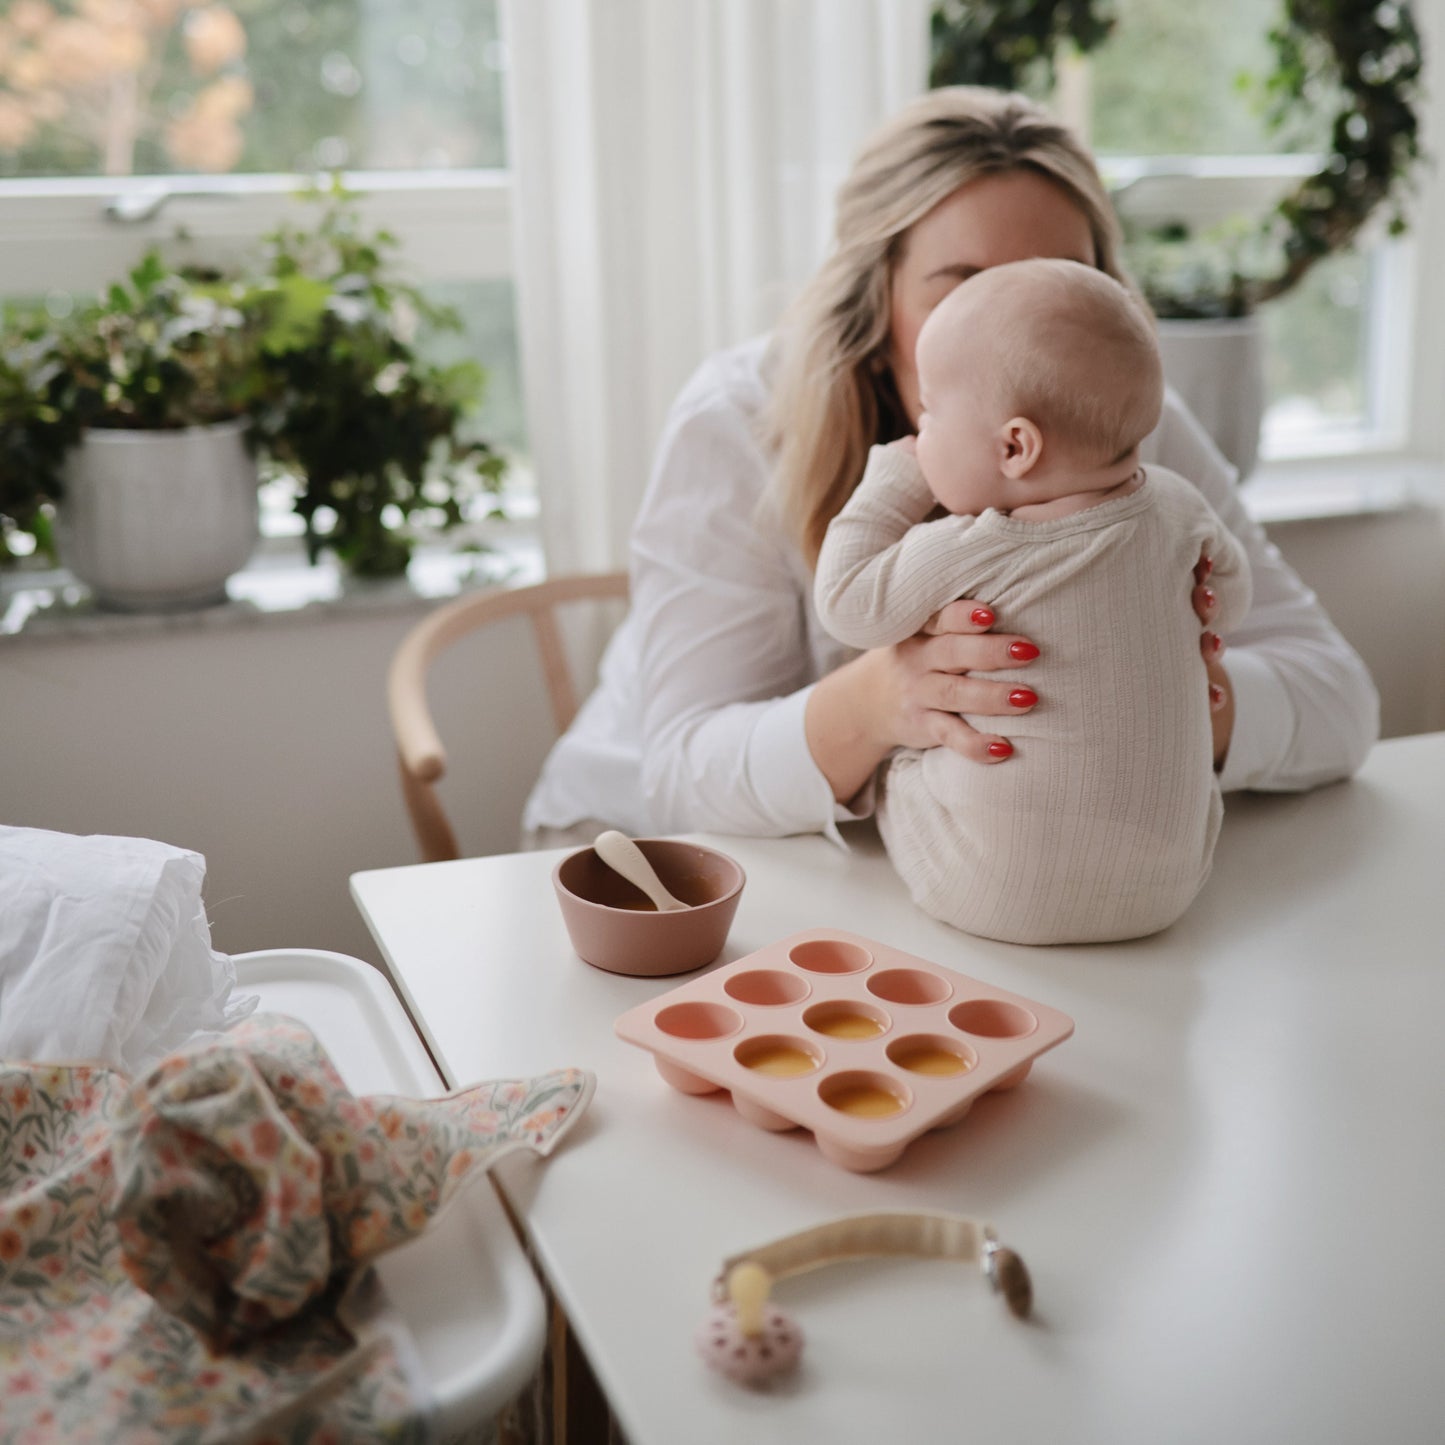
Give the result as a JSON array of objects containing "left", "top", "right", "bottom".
[{"left": 500, "top": 0, "right": 932, "bottom": 576}]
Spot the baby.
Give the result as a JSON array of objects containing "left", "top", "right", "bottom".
[{"left": 814, "top": 257, "right": 1251, "bottom": 944}]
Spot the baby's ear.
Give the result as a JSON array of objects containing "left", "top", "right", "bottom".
[{"left": 997, "top": 417, "right": 1043, "bottom": 479}]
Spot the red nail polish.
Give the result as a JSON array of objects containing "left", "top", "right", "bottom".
[
  {"left": 1209, "top": 683, "right": 1225, "bottom": 710},
  {"left": 1206, "top": 631, "right": 1224, "bottom": 656},
  {"left": 970, "top": 607, "right": 995, "bottom": 627},
  {"left": 1196, "top": 556, "right": 1214, "bottom": 581},
  {"left": 1008, "top": 641, "right": 1040, "bottom": 661},
  {"left": 1201, "top": 587, "right": 1217, "bottom": 610},
  {"left": 1008, "top": 688, "right": 1037, "bottom": 708},
  {"left": 986, "top": 740, "right": 1013, "bottom": 758}
]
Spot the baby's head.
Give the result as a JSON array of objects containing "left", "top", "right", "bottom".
[{"left": 914, "top": 258, "right": 1164, "bottom": 515}]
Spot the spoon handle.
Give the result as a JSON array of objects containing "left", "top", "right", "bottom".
[{"left": 593, "top": 831, "right": 689, "bottom": 912}]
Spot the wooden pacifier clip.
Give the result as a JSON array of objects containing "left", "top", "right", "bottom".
[{"left": 696, "top": 1210, "right": 1032, "bottom": 1386}]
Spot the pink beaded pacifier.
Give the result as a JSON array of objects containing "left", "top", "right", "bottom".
[{"left": 696, "top": 1210, "right": 1032, "bottom": 1386}]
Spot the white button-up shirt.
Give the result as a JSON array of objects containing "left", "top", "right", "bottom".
[{"left": 524, "top": 338, "right": 1379, "bottom": 842}]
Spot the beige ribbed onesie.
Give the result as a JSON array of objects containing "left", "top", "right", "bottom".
[{"left": 815, "top": 445, "right": 1252, "bottom": 944}]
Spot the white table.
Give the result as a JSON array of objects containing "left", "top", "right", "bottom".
[{"left": 352, "top": 732, "right": 1445, "bottom": 1445}]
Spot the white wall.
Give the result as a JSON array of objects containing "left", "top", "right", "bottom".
[
  {"left": 1, "top": 600, "right": 559, "bottom": 963},
  {"left": 2, "top": 509, "right": 1442, "bottom": 963},
  {"left": 1265, "top": 505, "right": 1445, "bottom": 740}
]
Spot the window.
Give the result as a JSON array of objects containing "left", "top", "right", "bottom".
[
  {"left": 1056, "top": 0, "right": 1430, "bottom": 465},
  {"left": 0, "top": 0, "right": 526, "bottom": 532}
]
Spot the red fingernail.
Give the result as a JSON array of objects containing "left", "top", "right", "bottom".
[
  {"left": 987, "top": 740, "right": 1013, "bottom": 758},
  {"left": 1209, "top": 683, "right": 1225, "bottom": 710},
  {"left": 1008, "top": 641, "right": 1040, "bottom": 661},
  {"left": 1196, "top": 556, "right": 1214, "bottom": 582},
  {"left": 1201, "top": 587, "right": 1217, "bottom": 610},
  {"left": 970, "top": 607, "right": 995, "bottom": 627},
  {"left": 1205, "top": 631, "right": 1224, "bottom": 656},
  {"left": 1008, "top": 688, "right": 1037, "bottom": 709}
]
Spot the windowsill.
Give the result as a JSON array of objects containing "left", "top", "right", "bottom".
[
  {"left": 0, "top": 527, "right": 544, "bottom": 643},
  {"left": 5, "top": 456, "right": 1442, "bottom": 642},
  {"left": 1244, "top": 455, "right": 1445, "bottom": 525}
]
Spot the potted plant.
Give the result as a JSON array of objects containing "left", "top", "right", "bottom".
[
  {"left": 928, "top": 0, "right": 1425, "bottom": 478},
  {"left": 1, "top": 338, "right": 80, "bottom": 570},
  {"left": 0, "top": 190, "right": 506, "bottom": 605},
  {"left": 245, "top": 191, "right": 506, "bottom": 580},
  {"left": 1123, "top": 217, "right": 1273, "bottom": 481},
  {"left": 1, "top": 254, "right": 264, "bottom": 610}
]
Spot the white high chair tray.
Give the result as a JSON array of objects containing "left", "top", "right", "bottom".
[{"left": 233, "top": 948, "right": 546, "bottom": 1436}]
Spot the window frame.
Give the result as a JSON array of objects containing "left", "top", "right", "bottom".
[
  {"left": 1104, "top": 155, "right": 1423, "bottom": 466},
  {"left": 1076, "top": 0, "right": 1445, "bottom": 480},
  {"left": 2, "top": 0, "right": 1442, "bottom": 485},
  {"left": 0, "top": 169, "right": 513, "bottom": 293}
]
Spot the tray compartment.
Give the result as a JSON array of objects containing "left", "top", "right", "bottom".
[
  {"left": 802, "top": 998, "right": 891, "bottom": 1041},
  {"left": 867, "top": 968, "right": 953, "bottom": 1006},
  {"left": 723, "top": 969, "right": 811, "bottom": 1006},
  {"left": 948, "top": 998, "right": 1038, "bottom": 1039},
  {"left": 787, "top": 938, "right": 872, "bottom": 974}
]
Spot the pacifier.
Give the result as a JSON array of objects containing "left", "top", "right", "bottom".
[
  {"left": 696, "top": 1259, "right": 805, "bottom": 1386},
  {"left": 696, "top": 1210, "right": 1032, "bottom": 1386}
]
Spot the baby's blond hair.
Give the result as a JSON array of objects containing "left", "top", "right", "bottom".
[
  {"left": 764, "top": 87, "right": 1139, "bottom": 565},
  {"left": 938, "top": 258, "right": 1163, "bottom": 465}
]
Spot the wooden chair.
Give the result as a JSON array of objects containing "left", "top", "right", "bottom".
[{"left": 388, "top": 572, "right": 629, "bottom": 862}]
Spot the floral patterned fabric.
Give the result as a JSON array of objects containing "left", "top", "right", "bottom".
[{"left": 0, "top": 1013, "right": 594, "bottom": 1444}]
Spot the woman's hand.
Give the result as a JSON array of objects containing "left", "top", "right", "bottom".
[
  {"left": 905, "top": 560, "right": 1233, "bottom": 769},
  {"left": 805, "top": 601, "right": 1037, "bottom": 805},
  {"left": 1193, "top": 551, "right": 1235, "bottom": 769},
  {"left": 807, "top": 551, "right": 1234, "bottom": 807},
  {"left": 881, "top": 600, "right": 1037, "bottom": 763}
]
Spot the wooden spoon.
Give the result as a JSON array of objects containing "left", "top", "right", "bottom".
[{"left": 592, "top": 831, "right": 690, "bottom": 912}]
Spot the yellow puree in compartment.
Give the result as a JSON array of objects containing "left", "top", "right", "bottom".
[
  {"left": 742, "top": 1045, "right": 817, "bottom": 1077},
  {"left": 896, "top": 1047, "right": 970, "bottom": 1076},
  {"left": 812, "top": 1014, "right": 885, "bottom": 1040},
  {"left": 828, "top": 1085, "right": 905, "bottom": 1118}
]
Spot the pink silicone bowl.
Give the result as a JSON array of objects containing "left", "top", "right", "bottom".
[{"left": 553, "top": 838, "right": 746, "bottom": 977}]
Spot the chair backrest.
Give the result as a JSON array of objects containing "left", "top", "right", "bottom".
[{"left": 388, "top": 572, "right": 629, "bottom": 862}]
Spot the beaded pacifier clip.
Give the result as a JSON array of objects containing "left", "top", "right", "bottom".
[{"left": 697, "top": 1210, "right": 1032, "bottom": 1385}]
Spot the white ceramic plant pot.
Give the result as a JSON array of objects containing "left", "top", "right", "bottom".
[
  {"left": 1155, "top": 314, "right": 1266, "bottom": 483},
  {"left": 56, "top": 418, "right": 260, "bottom": 611}
]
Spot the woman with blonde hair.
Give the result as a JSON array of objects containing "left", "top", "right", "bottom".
[{"left": 524, "top": 86, "right": 1376, "bottom": 846}]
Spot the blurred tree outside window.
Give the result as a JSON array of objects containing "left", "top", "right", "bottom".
[
  {"left": 0, "top": 0, "right": 526, "bottom": 498},
  {"left": 0, "top": 0, "right": 507, "bottom": 175}
]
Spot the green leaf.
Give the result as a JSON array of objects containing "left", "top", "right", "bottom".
[
  {"left": 257, "top": 275, "right": 334, "bottom": 355},
  {"left": 129, "top": 251, "right": 168, "bottom": 296}
]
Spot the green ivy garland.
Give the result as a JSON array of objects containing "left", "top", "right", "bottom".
[
  {"left": 928, "top": 0, "right": 1425, "bottom": 316},
  {"left": 930, "top": 0, "right": 1115, "bottom": 92}
]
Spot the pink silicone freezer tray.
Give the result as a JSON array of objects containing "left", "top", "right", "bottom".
[{"left": 614, "top": 928, "right": 1075, "bottom": 1173}]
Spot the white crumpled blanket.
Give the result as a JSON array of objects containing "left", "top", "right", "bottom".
[{"left": 0, "top": 824, "right": 256, "bottom": 1070}]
